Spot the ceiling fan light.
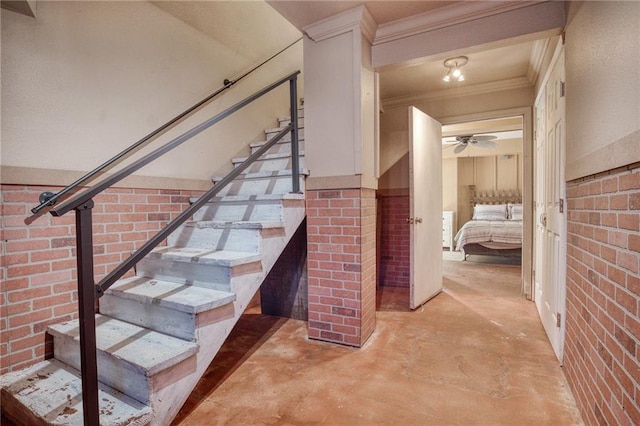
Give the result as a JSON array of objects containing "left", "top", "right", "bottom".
[
  {"left": 457, "top": 74, "right": 465, "bottom": 82},
  {"left": 452, "top": 67, "right": 462, "bottom": 78},
  {"left": 443, "top": 73, "right": 451, "bottom": 82}
]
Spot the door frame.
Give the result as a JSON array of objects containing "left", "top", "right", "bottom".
[{"left": 439, "top": 107, "right": 534, "bottom": 298}]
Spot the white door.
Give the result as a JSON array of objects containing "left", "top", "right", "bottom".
[
  {"left": 409, "top": 107, "right": 443, "bottom": 309},
  {"left": 534, "top": 46, "right": 566, "bottom": 362}
]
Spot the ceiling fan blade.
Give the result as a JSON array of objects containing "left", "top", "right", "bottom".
[
  {"left": 471, "top": 135, "right": 497, "bottom": 142},
  {"left": 454, "top": 143, "right": 468, "bottom": 154},
  {"left": 442, "top": 143, "right": 457, "bottom": 150},
  {"left": 475, "top": 140, "right": 497, "bottom": 148}
]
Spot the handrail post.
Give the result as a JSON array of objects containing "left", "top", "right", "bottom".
[
  {"left": 289, "top": 75, "right": 301, "bottom": 193},
  {"left": 75, "top": 200, "right": 100, "bottom": 425}
]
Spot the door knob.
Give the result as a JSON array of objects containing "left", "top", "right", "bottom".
[
  {"left": 406, "top": 218, "right": 414, "bottom": 224},
  {"left": 540, "top": 213, "right": 547, "bottom": 227},
  {"left": 415, "top": 217, "right": 423, "bottom": 223}
]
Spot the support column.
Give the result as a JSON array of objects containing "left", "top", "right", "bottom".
[{"left": 303, "top": 6, "right": 378, "bottom": 346}]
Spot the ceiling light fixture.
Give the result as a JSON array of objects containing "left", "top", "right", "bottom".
[{"left": 442, "top": 56, "right": 468, "bottom": 82}]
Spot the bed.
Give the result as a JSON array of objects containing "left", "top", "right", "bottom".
[{"left": 455, "top": 185, "right": 523, "bottom": 261}]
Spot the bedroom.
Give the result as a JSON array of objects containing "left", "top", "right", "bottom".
[{"left": 442, "top": 116, "right": 524, "bottom": 262}]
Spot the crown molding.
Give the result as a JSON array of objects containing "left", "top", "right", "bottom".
[
  {"left": 304, "top": 5, "right": 377, "bottom": 43},
  {"left": 382, "top": 76, "right": 532, "bottom": 109},
  {"left": 374, "top": 1, "right": 545, "bottom": 46},
  {"left": 526, "top": 37, "right": 552, "bottom": 85}
]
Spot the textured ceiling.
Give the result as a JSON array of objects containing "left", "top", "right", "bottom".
[{"left": 379, "top": 41, "right": 534, "bottom": 101}]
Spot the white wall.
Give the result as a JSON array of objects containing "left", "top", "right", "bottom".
[
  {"left": 304, "top": 32, "right": 356, "bottom": 178},
  {"left": 564, "top": 1, "right": 640, "bottom": 180},
  {"left": 1, "top": 1, "right": 302, "bottom": 188}
]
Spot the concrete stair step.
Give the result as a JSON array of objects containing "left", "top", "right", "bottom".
[
  {"left": 211, "top": 173, "right": 307, "bottom": 197},
  {"left": 265, "top": 126, "right": 305, "bottom": 142},
  {"left": 213, "top": 169, "right": 309, "bottom": 183},
  {"left": 48, "top": 315, "right": 199, "bottom": 405},
  {"left": 167, "top": 221, "right": 283, "bottom": 252},
  {"left": 278, "top": 107, "right": 304, "bottom": 122},
  {"left": 190, "top": 193, "right": 305, "bottom": 222},
  {"left": 100, "top": 276, "right": 236, "bottom": 341},
  {"left": 232, "top": 152, "right": 305, "bottom": 174},
  {"left": 0, "top": 359, "right": 153, "bottom": 426},
  {"left": 277, "top": 116, "right": 305, "bottom": 128},
  {"left": 250, "top": 138, "right": 305, "bottom": 155},
  {"left": 136, "top": 248, "right": 263, "bottom": 291}
]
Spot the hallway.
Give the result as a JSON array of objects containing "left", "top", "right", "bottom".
[{"left": 173, "top": 260, "right": 582, "bottom": 425}]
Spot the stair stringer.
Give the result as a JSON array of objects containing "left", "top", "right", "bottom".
[{"left": 149, "top": 196, "right": 306, "bottom": 424}]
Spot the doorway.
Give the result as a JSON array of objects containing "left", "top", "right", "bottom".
[
  {"left": 438, "top": 108, "right": 534, "bottom": 298},
  {"left": 441, "top": 115, "right": 525, "bottom": 263}
]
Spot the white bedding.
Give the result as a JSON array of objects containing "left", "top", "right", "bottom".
[{"left": 455, "top": 220, "right": 523, "bottom": 251}]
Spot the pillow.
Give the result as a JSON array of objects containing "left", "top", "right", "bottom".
[
  {"left": 473, "top": 204, "right": 507, "bottom": 221},
  {"left": 508, "top": 203, "right": 523, "bottom": 221}
]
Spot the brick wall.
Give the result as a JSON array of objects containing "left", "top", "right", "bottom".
[
  {"left": 306, "top": 188, "right": 376, "bottom": 347},
  {"left": 563, "top": 164, "right": 640, "bottom": 425},
  {"left": 379, "top": 194, "right": 410, "bottom": 287},
  {"left": 0, "top": 184, "right": 202, "bottom": 374}
]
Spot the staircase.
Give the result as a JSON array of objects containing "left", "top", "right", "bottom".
[{"left": 0, "top": 110, "right": 306, "bottom": 425}]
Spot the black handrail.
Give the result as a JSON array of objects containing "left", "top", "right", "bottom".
[
  {"left": 27, "top": 70, "right": 301, "bottom": 425},
  {"left": 50, "top": 70, "right": 300, "bottom": 218},
  {"left": 30, "top": 37, "right": 302, "bottom": 216},
  {"left": 95, "top": 124, "right": 293, "bottom": 297}
]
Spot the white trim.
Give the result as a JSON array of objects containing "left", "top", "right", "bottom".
[
  {"left": 527, "top": 37, "right": 551, "bottom": 85},
  {"left": 382, "top": 77, "right": 532, "bottom": 109},
  {"left": 353, "top": 31, "right": 363, "bottom": 175},
  {"left": 534, "top": 37, "right": 564, "bottom": 107},
  {"left": 374, "top": 1, "right": 545, "bottom": 45},
  {"left": 304, "top": 5, "right": 377, "bottom": 43}
]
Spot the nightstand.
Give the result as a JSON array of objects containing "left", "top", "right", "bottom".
[{"left": 442, "top": 211, "right": 455, "bottom": 251}]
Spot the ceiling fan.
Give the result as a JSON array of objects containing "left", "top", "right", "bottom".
[{"left": 445, "top": 134, "right": 498, "bottom": 154}]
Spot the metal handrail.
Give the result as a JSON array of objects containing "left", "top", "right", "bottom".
[
  {"left": 27, "top": 69, "right": 301, "bottom": 425},
  {"left": 30, "top": 37, "right": 302, "bottom": 216},
  {"left": 95, "top": 124, "right": 293, "bottom": 297},
  {"left": 50, "top": 70, "right": 300, "bottom": 217}
]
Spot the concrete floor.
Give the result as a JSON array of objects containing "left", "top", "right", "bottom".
[{"left": 172, "top": 259, "right": 583, "bottom": 425}]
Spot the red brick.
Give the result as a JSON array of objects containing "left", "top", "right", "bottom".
[
  {"left": 6, "top": 239, "right": 50, "bottom": 252},
  {"left": 618, "top": 252, "right": 639, "bottom": 274},
  {"left": 9, "top": 308, "right": 52, "bottom": 328},
  {"left": 10, "top": 334, "right": 45, "bottom": 352},
  {"left": 30, "top": 271, "right": 73, "bottom": 287},
  {"left": 0, "top": 278, "right": 29, "bottom": 292},
  {"left": 611, "top": 194, "right": 629, "bottom": 210},
  {"left": 53, "top": 303, "right": 78, "bottom": 316},
  {"left": 610, "top": 231, "right": 629, "bottom": 249},
  {"left": 1, "top": 253, "right": 29, "bottom": 266},
  {"left": 29, "top": 226, "right": 73, "bottom": 238},
  {"left": 619, "top": 214, "right": 639, "bottom": 231},
  {"left": 616, "top": 288, "right": 638, "bottom": 315},
  {"left": 29, "top": 248, "right": 71, "bottom": 263},
  {"left": 51, "top": 237, "right": 76, "bottom": 248},
  {"left": 104, "top": 203, "right": 133, "bottom": 213},
  {"left": 7, "top": 263, "right": 50, "bottom": 278},
  {"left": 602, "top": 213, "right": 618, "bottom": 227},
  {"left": 620, "top": 173, "right": 640, "bottom": 191},
  {"left": 0, "top": 228, "right": 28, "bottom": 241},
  {"left": 319, "top": 331, "right": 344, "bottom": 342},
  {"left": 630, "top": 192, "right": 640, "bottom": 210}
]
